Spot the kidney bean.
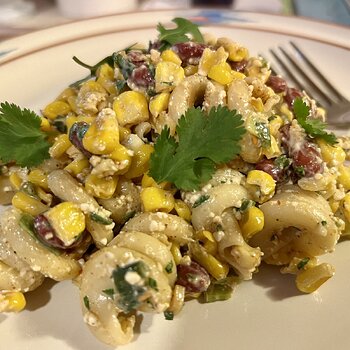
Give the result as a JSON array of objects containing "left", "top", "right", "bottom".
[
  {"left": 172, "top": 42, "right": 207, "bottom": 65},
  {"left": 284, "top": 87, "right": 303, "bottom": 107},
  {"left": 291, "top": 141, "right": 323, "bottom": 177},
  {"left": 229, "top": 59, "right": 248, "bottom": 73},
  {"left": 176, "top": 261, "right": 211, "bottom": 293},
  {"left": 127, "top": 51, "right": 146, "bottom": 67},
  {"left": 68, "top": 122, "right": 92, "bottom": 158},
  {"left": 255, "top": 158, "right": 286, "bottom": 182},
  {"left": 128, "top": 65, "right": 154, "bottom": 90},
  {"left": 266, "top": 75, "right": 288, "bottom": 93}
]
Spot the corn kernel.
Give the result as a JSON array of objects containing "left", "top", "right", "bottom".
[
  {"left": 43, "top": 101, "right": 71, "bottom": 120},
  {"left": 64, "top": 158, "right": 90, "bottom": 177},
  {"left": 140, "top": 187, "right": 175, "bottom": 213},
  {"left": 338, "top": 165, "right": 350, "bottom": 191},
  {"left": 113, "top": 91, "right": 149, "bottom": 127},
  {"left": 109, "top": 144, "right": 132, "bottom": 175},
  {"left": 208, "top": 62, "right": 235, "bottom": 85},
  {"left": 317, "top": 139, "right": 346, "bottom": 166},
  {"left": 9, "top": 172, "right": 22, "bottom": 190},
  {"left": 343, "top": 193, "right": 350, "bottom": 222},
  {"left": 97, "top": 64, "right": 117, "bottom": 95},
  {"left": 247, "top": 169, "right": 276, "bottom": 203},
  {"left": 161, "top": 49, "right": 182, "bottom": 65},
  {"left": 12, "top": 191, "right": 48, "bottom": 216},
  {"left": 141, "top": 172, "right": 170, "bottom": 189},
  {"left": 263, "top": 135, "right": 282, "bottom": 159},
  {"left": 329, "top": 198, "right": 340, "bottom": 213},
  {"left": 251, "top": 97, "right": 264, "bottom": 112},
  {"left": 149, "top": 92, "right": 170, "bottom": 117},
  {"left": 119, "top": 126, "right": 131, "bottom": 142},
  {"left": 217, "top": 38, "right": 249, "bottom": 62},
  {"left": 174, "top": 199, "right": 191, "bottom": 222},
  {"left": 36, "top": 187, "right": 52, "bottom": 205},
  {"left": 125, "top": 144, "right": 154, "bottom": 179},
  {"left": 40, "top": 117, "right": 51, "bottom": 132},
  {"left": 198, "top": 47, "right": 228, "bottom": 76},
  {"left": 191, "top": 242, "right": 229, "bottom": 280},
  {"left": 46, "top": 202, "right": 85, "bottom": 245},
  {"left": 79, "top": 80, "right": 106, "bottom": 94},
  {"left": 0, "top": 292, "right": 26, "bottom": 313},
  {"left": 239, "top": 206, "right": 264, "bottom": 240},
  {"left": 57, "top": 87, "right": 76, "bottom": 101},
  {"left": 49, "top": 134, "right": 72, "bottom": 159},
  {"left": 67, "top": 96, "right": 78, "bottom": 113},
  {"left": 82, "top": 111, "right": 119, "bottom": 155},
  {"left": 28, "top": 169, "right": 48, "bottom": 190},
  {"left": 295, "top": 263, "right": 335, "bottom": 293},
  {"left": 184, "top": 65, "right": 198, "bottom": 76},
  {"left": 85, "top": 174, "right": 118, "bottom": 199},
  {"left": 155, "top": 61, "right": 185, "bottom": 92},
  {"left": 269, "top": 115, "right": 283, "bottom": 136},
  {"left": 194, "top": 230, "right": 217, "bottom": 255},
  {"left": 167, "top": 284, "right": 185, "bottom": 315},
  {"left": 171, "top": 243, "right": 182, "bottom": 265}
]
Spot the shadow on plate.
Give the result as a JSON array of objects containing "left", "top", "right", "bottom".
[
  {"left": 25, "top": 278, "right": 57, "bottom": 311},
  {"left": 252, "top": 263, "right": 301, "bottom": 301}
]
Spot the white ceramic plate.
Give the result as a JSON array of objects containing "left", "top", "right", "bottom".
[{"left": 0, "top": 9, "right": 350, "bottom": 350}]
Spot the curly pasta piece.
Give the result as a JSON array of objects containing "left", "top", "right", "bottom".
[
  {"left": 0, "top": 236, "right": 44, "bottom": 292},
  {"left": 227, "top": 79, "right": 252, "bottom": 119},
  {"left": 48, "top": 170, "right": 113, "bottom": 247},
  {"left": 191, "top": 183, "right": 262, "bottom": 280},
  {"left": 110, "top": 231, "right": 176, "bottom": 286},
  {"left": 79, "top": 245, "right": 172, "bottom": 346},
  {"left": 250, "top": 185, "right": 341, "bottom": 265},
  {"left": 0, "top": 209, "right": 81, "bottom": 281},
  {"left": 122, "top": 212, "right": 193, "bottom": 244}
]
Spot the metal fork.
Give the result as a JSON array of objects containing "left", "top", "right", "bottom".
[{"left": 268, "top": 41, "right": 350, "bottom": 128}]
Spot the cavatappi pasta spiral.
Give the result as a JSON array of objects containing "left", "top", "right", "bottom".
[{"left": 0, "top": 18, "right": 349, "bottom": 347}]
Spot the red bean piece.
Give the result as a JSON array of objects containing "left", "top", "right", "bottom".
[
  {"left": 128, "top": 65, "right": 154, "bottom": 89},
  {"left": 266, "top": 75, "right": 288, "bottom": 93},
  {"left": 292, "top": 142, "right": 323, "bottom": 177},
  {"left": 127, "top": 51, "right": 146, "bottom": 67},
  {"left": 255, "top": 158, "right": 285, "bottom": 182},
  {"left": 284, "top": 87, "right": 303, "bottom": 107},
  {"left": 176, "top": 261, "right": 211, "bottom": 293},
  {"left": 172, "top": 42, "right": 207, "bottom": 65},
  {"left": 229, "top": 59, "right": 247, "bottom": 73}
]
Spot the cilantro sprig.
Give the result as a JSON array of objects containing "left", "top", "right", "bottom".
[
  {"left": 157, "top": 17, "right": 204, "bottom": 50},
  {"left": 293, "top": 98, "right": 337, "bottom": 145},
  {"left": 149, "top": 106, "right": 245, "bottom": 191},
  {"left": 0, "top": 102, "right": 50, "bottom": 167}
]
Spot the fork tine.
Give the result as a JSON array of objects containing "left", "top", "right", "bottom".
[
  {"left": 268, "top": 48, "right": 308, "bottom": 93},
  {"left": 277, "top": 46, "right": 333, "bottom": 105},
  {"left": 290, "top": 41, "right": 348, "bottom": 102}
]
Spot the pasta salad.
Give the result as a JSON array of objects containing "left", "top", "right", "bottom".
[{"left": 0, "top": 17, "right": 349, "bottom": 347}]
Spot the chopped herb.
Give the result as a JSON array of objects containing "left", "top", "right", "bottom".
[
  {"left": 83, "top": 295, "right": 90, "bottom": 310},
  {"left": 0, "top": 102, "right": 50, "bottom": 167},
  {"left": 193, "top": 194, "right": 210, "bottom": 208},
  {"left": 112, "top": 261, "right": 148, "bottom": 313},
  {"left": 255, "top": 121, "right": 271, "bottom": 148},
  {"left": 321, "top": 220, "right": 327, "bottom": 226},
  {"left": 164, "top": 310, "right": 174, "bottom": 320},
  {"left": 297, "top": 257, "right": 310, "bottom": 270},
  {"left": 53, "top": 116, "right": 67, "bottom": 133},
  {"left": 294, "top": 165, "right": 305, "bottom": 177},
  {"left": 147, "top": 89, "right": 157, "bottom": 97},
  {"left": 20, "top": 181, "right": 38, "bottom": 199},
  {"left": 160, "top": 81, "right": 174, "bottom": 86},
  {"left": 90, "top": 213, "right": 113, "bottom": 225},
  {"left": 102, "top": 288, "right": 115, "bottom": 298},
  {"left": 274, "top": 155, "right": 291, "bottom": 169},
  {"left": 147, "top": 277, "right": 158, "bottom": 291},
  {"left": 157, "top": 17, "right": 204, "bottom": 51},
  {"left": 293, "top": 98, "right": 337, "bottom": 145},
  {"left": 268, "top": 115, "right": 277, "bottom": 121},
  {"left": 113, "top": 53, "right": 135, "bottom": 80},
  {"left": 72, "top": 55, "right": 114, "bottom": 76},
  {"left": 149, "top": 106, "right": 245, "bottom": 191},
  {"left": 165, "top": 261, "right": 173, "bottom": 274},
  {"left": 123, "top": 211, "right": 136, "bottom": 222},
  {"left": 203, "top": 278, "right": 236, "bottom": 303},
  {"left": 115, "top": 79, "right": 127, "bottom": 91},
  {"left": 239, "top": 199, "right": 256, "bottom": 212}
]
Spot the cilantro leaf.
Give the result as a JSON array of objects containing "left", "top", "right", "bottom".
[
  {"left": 149, "top": 106, "right": 245, "bottom": 191},
  {"left": 72, "top": 54, "right": 114, "bottom": 76},
  {"left": 157, "top": 17, "right": 204, "bottom": 50},
  {"left": 0, "top": 102, "right": 50, "bottom": 167},
  {"left": 293, "top": 98, "right": 337, "bottom": 145},
  {"left": 255, "top": 121, "right": 271, "bottom": 148}
]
